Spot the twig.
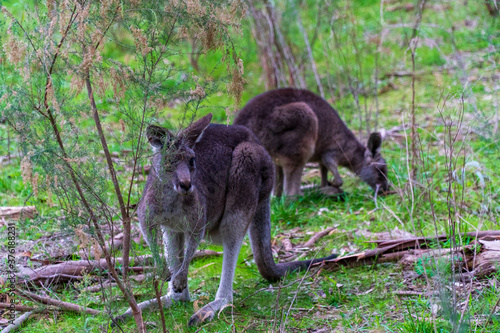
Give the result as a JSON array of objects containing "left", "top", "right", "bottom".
[
  {"left": 302, "top": 227, "right": 336, "bottom": 248},
  {"left": 0, "top": 311, "right": 35, "bottom": 333},
  {"left": 16, "top": 290, "right": 101, "bottom": 316},
  {"left": 153, "top": 280, "right": 167, "bottom": 333}
]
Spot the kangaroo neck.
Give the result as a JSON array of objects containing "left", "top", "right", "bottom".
[{"left": 337, "top": 140, "right": 367, "bottom": 174}]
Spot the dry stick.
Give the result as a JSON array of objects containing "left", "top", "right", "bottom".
[
  {"left": 302, "top": 227, "right": 336, "bottom": 248},
  {"left": 0, "top": 206, "right": 37, "bottom": 220},
  {"left": 153, "top": 280, "right": 167, "bottom": 333},
  {"left": 0, "top": 311, "right": 35, "bottom": 333},
  {"left": 0, "top": 303, "right": 35, "bottom": 312},
  {"left": 85, "top": 74, "right": 131, "bottom": 275},
  {"left": 16, "top": 290, "right": 101, "bottom": 315},
  {"left": 297, "top": 11, "right": 324, "bottom": 99}
]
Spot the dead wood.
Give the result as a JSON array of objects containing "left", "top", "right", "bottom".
[
  {"left": 193, "top": 249, "right": 222, "bottom": 259},
  {"left": 365, "top": 230, "right": 500, "bottom": 247},
  {"left": 16, "top": 289, "right": 101, "bottom": 315},
  {"left": 0, "top": 303, "right": 35, "bottom": 312},
  {"left": 81, "top": 281, "right": 117, "bottom": 293},
  {"left": 16, "top": 250, "right": 221, "bottom": 285},
  {"left": 281, "top": 238, "right": 293, "bottom": 251},
  {"left": 303, "top": 227, "right": 336, "bottom": 248},
  {"left": 0, "top": 206, "right": 37, "bottom": 220},
  {"left": 0, "top": 311, "right": 35, "bottom": 333},
  {"left": 394, "top": 290, "right": 435, "bottom": 297},
  {"left": 318, "top": 230, "right": 500, "bottom": 278}
]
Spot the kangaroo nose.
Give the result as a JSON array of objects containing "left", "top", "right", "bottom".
[{"left": 179, "top": 180, "right": 191, "bottom": 191}]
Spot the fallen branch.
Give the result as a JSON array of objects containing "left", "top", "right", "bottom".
[
  {"left": 303, "top": 227, "right": 336, "bottom": 248},
  {"left": 17, "top": 250, "right": 221, "bottom": 285},
  {"left": 0, "top": 206, "right": 37, "bottom": 220},
  {"left": 319, "top": 231, "right": 500, "bottom": 279},
  {"left": 365, "top": 230, "right": 500, "bottom": 248},
  {"left": 81, "top": 281, "right": 117, "bottom": 293},
  {"left": 16, "top": 290, "right": 101, "bottom": 315},
  {"left": 394, "top": 290, "right": 435, "bottom": 297},
  {"left": 0, "top": 311, "right": 35, "bottom": 333},
  {"left": 0, "top": 303, "right": 35, "bottom": 312}
]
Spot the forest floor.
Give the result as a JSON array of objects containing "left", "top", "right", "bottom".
[{"left": 1, "top": 0, "right": 499, "bottom": 332}]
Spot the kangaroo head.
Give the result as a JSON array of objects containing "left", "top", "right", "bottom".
[
  {"left": 146, "top": 114, "right": 212, "bottom": 196},
  {"left": 359, "top": 132, "right": 389, "bottom": 194}
]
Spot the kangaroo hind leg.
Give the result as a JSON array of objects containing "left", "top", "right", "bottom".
[{"left": 188, "top": 141, "right": 264, "bottom": 326}]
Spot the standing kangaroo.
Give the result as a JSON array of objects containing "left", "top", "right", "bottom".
[
  {"left": 118, "top": 114, "right": 337, "bottom": 326},
  {"left": 234, "top": 88, "right": 389, "bottom": 196}
]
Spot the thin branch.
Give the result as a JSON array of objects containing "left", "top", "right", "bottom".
[
  {"left": 0, "top": 303, "right": 36, "bottom": 312},
  {"left": 0, "top": 311, "right": 35, "bottom": 333},
  {"left": 16, "top": 290, "right": 101, "bottom": 315},
  {"left": 154, "top": 280, "right": 167, "bottom": 333},
  {"left": 302, "top": 227, "right": 336, "bottom": 248}
]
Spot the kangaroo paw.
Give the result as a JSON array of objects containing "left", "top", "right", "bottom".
[
  {"left": 188, "top": 299, "right": 230, "bottom": 327},
  {"left": 171, "top": 273, "right": 188, "bottom": 294},
  {"left": 320, "top": 185, "right": 344, "bottom": 196}
]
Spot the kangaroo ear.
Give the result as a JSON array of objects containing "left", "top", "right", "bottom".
[
  {"left": 367, "top": 132, "right": 382, "bottom": 157},
  {"left": 180, "top": 113, "right": 212, "bottom": 147},
  {"left": 146, "top": 125, "right": 170, "bottom": 151}
]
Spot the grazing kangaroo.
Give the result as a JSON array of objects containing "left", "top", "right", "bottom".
[
  {"left": 234, "top": 88, "right": 389, "bottom": 197},
  {"left": 118, "top": 114, "right": 337, "bottom": 326}
]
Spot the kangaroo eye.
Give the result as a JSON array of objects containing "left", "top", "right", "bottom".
[{"left": 189, "top": 157, "right": 195, "bottom": 166}]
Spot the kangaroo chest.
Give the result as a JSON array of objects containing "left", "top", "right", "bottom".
[{"left": 146, "top": 190, "right": 204, "bottom": 233}]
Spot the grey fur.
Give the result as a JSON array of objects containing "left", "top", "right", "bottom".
[
  {"left": 119, "top": 114, "right": 337, "bottom": 326},
  {"left": 234, "top": 88, "right": 389, "bottom": 196}
]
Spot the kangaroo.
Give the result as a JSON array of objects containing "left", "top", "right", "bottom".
[
  {"left": 234, "top": 88, "right": 389, "bottom": 197},
  {"left": 117, "top": 113, "right": 337, "bottom": 326}
]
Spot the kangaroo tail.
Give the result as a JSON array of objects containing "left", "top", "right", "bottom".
[{"left": 248, "top": 198, "right": 337, "bottom": 282}]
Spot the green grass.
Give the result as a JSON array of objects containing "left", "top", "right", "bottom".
[{"left": 1, "top": 0, "right": 499, "bottom": 331}]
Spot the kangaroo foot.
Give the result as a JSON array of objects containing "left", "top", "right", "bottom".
[
  {"left": 320, "top": 185, "right": 344, "bottom": 196},
  {"left": 171, "top": 272, "right": 188, "bottom": 293},
  {"left": 188, "top": 298, "right": 231, "bottom": 327}
]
